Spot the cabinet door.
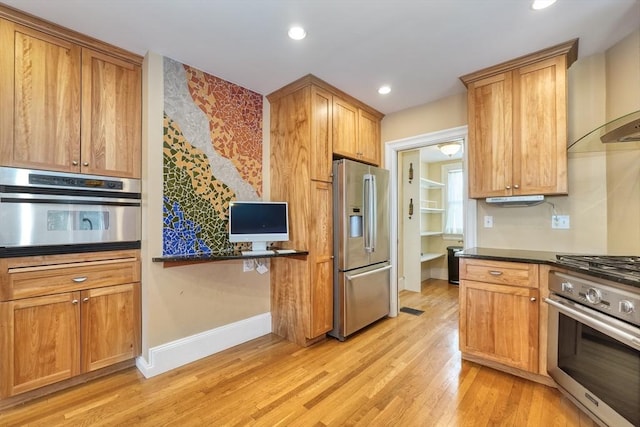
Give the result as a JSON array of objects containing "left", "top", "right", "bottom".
[
  {"left": 513, "top": 56, "right": 568, "bottom": 195},
  {"left": 459, "top": 280, "right": 539, "bottom": 372},
  {"left": 0, "top": 292, "right": 80, "bottom": 397},
  {"left": 81, "top": 283, "right": 141, "bottom": 372},
  {"left": 332, "top": 97, "right": 359, "bottom": 160},
  {"left": 467, "top": 72, "right": 513, "bottom": 198},
  {"left": 0, "top": 20, "right": 81, "bottom": 172},
  {"left": 307, "top": 181, "right": 333, "bottom": 338},
  {"left": 81, "top": 49, "right": 141, "bottom": 178},
  {"left": 310, "top": 86, "right": 333, "bottom": 182},
  {"left": 358, "top": 109, "right": 381, "bottom": 166}
]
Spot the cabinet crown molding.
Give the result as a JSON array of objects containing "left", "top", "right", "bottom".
[
  {"left": 267, "top": 74, "right": 384, "bottom": 119},
  {"left": 0, "top": 3, "right": 142, "bottom": 65},
  {"left": 459, "top": 38, "right": 578, "bottom": 87}
]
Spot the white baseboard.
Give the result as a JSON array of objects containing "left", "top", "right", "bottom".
[{"left": 135, "top": 312, "right": 272, "bottom": 378}]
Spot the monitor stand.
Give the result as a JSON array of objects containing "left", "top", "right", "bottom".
[{"left": 241, "top": 242, "right": 273, "bottom": 256}]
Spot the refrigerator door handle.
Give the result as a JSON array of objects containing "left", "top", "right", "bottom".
[
  {"left": 345, "top": 265, "right": 392, "bottom": 280},
  {"left": 370, "top": 174, "right": 377, "bottom": 252},
  {"left": 363, "top": 173, "right": 376, "bottom": 253}
]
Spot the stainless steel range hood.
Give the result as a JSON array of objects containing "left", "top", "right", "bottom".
[
  {"left": 569, "top": 110, "right": 640, "bottom": 153},
  {"left": 485, "top": 195, "right": 545, "bottom": 207},
  {"left": 601, "top": 116, "right": 640, "bottom": 143}
]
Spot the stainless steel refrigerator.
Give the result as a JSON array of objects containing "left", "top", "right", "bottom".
[{"left": 329, "top": 159, "right": 391, "bottom": 341}]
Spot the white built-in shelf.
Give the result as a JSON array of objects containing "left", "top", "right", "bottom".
[
  {"left": 420, "top": 253, "right": 445, "bottom": 262},
  {"left": 420, "top": 231, "right": 443, "bottom": 237},
  {"left": 420, "top": 178, "right": 444, "bottom": 189},
  {"left": 421, "top": 207, "right": 444, "bottom": 213}
]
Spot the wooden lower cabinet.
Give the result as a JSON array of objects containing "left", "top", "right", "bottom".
[
  {"left": 458, "top": 258, "right": 551, "bottom": 384},
  {"left": 0, "top": 250, "right": 141, "bottom": 399},
  {"left": 0, "top": 292, "right": 81, "bottom": 397},
  {"left": 0, "top": 283, "right": 140, "bottom": 398},
  {"left": 459, "top": 280, "right": 539, "bottom": 372},
  {"left": 81, "top": 283, "right": 141, "bottom": 373}
]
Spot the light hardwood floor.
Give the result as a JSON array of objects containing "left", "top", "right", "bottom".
[{"left": 0, "top": 279, "right": 597, "bottom": 426}]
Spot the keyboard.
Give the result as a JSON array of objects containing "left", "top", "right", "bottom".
[
  {"left": 241, "top": 250, "right": 275, "bottom": 256},
  {"left": 275, "top": 249, "right": 296, "bottom": 254}
]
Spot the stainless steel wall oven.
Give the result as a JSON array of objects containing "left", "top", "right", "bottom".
[
  {"left": 546, "top": 256, "right": 640, "bottom": 427},
  {"left": 0, "top": 167, "right": 141, "bottom": 256}
]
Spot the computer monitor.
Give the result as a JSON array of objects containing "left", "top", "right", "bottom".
[{"left": 228, "top": 201, "right": 289, "bottom": 252}]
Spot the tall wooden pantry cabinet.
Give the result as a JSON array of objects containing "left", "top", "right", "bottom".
[{"left": 267, "top": 75, "right": 383, "bottom": 346}]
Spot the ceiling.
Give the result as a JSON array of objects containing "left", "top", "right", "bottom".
[{"left": 4, "top": 0, "right": 639, "bottom": 115}]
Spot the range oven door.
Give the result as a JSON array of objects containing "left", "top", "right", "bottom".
[
  {"left": 546, "top": 295, "right": 640, "bottom": 427},
  {"left": 0, "top": 193, "right": 141, "bottom": 248}
]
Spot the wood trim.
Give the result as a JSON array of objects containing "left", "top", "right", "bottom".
[
  {"left": 267, "top": 74, "right": 384, "bottom": 119},
  {"left": 461, "top": 353, "right": 555, "bottom": 387},
  {"left": 459, "top": 38, "right": 578, "bottom": 86},
  {"left": 0, "top": 359, "right": 135, "bottom": 411},
  {"left": 0, "top": 4, "right": 142, "bottom": 65}
]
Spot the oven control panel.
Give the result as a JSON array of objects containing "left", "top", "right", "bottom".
[{"left": 549, "top": 271, "right": 640, "bottom": 327}]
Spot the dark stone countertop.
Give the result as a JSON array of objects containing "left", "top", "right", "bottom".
[
  {"left": 152, "top": 249, "right": 308, "bottom": 263},
  {"left": 455, "top": 247, "right": 558, "bottom": 264}
]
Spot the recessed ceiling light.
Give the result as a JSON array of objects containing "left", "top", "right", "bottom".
[
  {"left": 288, "top": 26, "right": 306, "bottom": 40},
  {"left": 531, "top": 0, "right": 557, "bottom": 10},
  {"left": 378, "top": 85, "right": 391, "bottom": 95}
]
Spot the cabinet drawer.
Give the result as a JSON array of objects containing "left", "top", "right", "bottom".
[
  {"left": 459, "top": 258, "right": 538, "bottom": 288},
  {"left": 3, "top": 258, "right": 140, "bottom": 301}
]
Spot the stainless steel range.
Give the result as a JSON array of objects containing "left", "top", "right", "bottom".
[{"left": 546, "top": 255, "right": 640, "bottom": 427}]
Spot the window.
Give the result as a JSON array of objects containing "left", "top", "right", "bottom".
[{"left": 443, "top": 164, "right": 463, "bottom": 238}]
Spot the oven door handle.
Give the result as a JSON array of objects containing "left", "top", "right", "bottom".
[
  {"left": 545, "top": 297, "right": 640, "bottom": 350},
  {"left": 0, "top": 193, "right": 140, "bottom": 206}
]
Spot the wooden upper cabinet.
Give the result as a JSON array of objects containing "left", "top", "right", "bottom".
[
  {"left": 0, "top": 10, "right": 142, "bottom": 178},
  {"left": 358, "top": 108, "right": 382, "bottom": 166},
  {"left": 332, "top": 97, "right": 359, "bottom": 160},
  {"left": 466, "top": 73, "right": 513, "bottom": 197},
  {"left": 461, "top": 39, "right": 577, "bottom": 198},
  {"left": 513, "top": 56, "right": 568, "bottom": 196},
  {"left": 310, "top": 86, "right": 333, "bottom": 182},
  {"left": 0, "top": 20, "right": 81, "bottom": 172},
  {"left": 81, "top": 49, "right": 141, "bottom": 178},
  {"left": 333, "top": 97, "right": 383, "bottom": 166}
]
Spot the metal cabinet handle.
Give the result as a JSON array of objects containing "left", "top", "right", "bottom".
[
  {"left": 530, "top": 297, "right": 537, "bottom": 302},
  {"left": 83, "top": 297, "right": 90, "bottom": 303},
  {"left": 82, "top": 162, "right": 89, "bottom": 167},
  {"left": 72, "top": 299, "right": 79, "bottom": 304},
  {"left": 72, "top": 160, "right": 78, "bottom": 166},
  {"left": 514, "top": 184, "right": 520, "bottom": 189},
  {"left": 489, "top": 271, "right": 503, "bottom": 276},
  {"left": 505, "top": 185, "right": 511, "bottom": 190},
  {"left": 72, "top": 277, "right": 88, "bottom": 283}
]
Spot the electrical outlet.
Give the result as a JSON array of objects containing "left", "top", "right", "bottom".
[
  {"left": 552, "top": 215, "right": 570, "bottom": 229},
  {"left": 243, "top": 259, "right": 255, "bottom": 272},
  {"left": 484, "top": 216, "right": 493, "bottom": 228}
]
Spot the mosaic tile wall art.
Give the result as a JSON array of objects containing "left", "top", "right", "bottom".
[{"left": 163, "top": 57, "right": 263, "bottom": 255}]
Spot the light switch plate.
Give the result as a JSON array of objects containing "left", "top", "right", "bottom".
[
  {"left": 484, "top": 216, "right": 493, "bottom": 228},
  {"left": 552, "top": 215, "right": 570, "bottom": 229}
]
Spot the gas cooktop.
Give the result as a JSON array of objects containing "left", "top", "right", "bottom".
[{"left": 555, "top": 255, "right": 640, "bottom": 285}]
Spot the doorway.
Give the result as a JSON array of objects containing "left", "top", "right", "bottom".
[{"left": 384, "top": 125, "right": 477, "bottom": 316}]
